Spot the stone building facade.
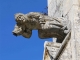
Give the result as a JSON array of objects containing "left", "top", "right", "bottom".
[{"left": 43, "top": 0, "right": 80, "bottom": 60}]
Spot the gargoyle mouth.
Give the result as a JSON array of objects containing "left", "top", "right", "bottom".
[{"left": 12, "top": 32, "right": 18, "bottom": 36}]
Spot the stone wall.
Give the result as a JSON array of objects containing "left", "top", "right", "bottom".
[{"left": 43, "top": 0, "right": 80, "bottom": 60}]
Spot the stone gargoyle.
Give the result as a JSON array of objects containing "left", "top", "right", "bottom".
[{"left": 12, "top": 12, "right": 71, "bottom": 43}]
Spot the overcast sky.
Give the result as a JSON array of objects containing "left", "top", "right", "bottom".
[{"left": 0, "top": 0, "right": 52, "bottom": 60}]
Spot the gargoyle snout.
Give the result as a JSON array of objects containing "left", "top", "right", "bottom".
[{"left": 12, "top": 32, "right": 18, "bottom": 36}]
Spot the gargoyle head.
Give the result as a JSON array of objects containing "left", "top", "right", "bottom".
[
  {"left": 15, "top": 13, "right": 26, "bottom": 24},
  {"left": 12, "top": 23, "right": 32, "bottom": 38},
  {"left": 12, "top": 24, "right": 24, "bottom": 36}
]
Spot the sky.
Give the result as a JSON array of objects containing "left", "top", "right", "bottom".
[{"left": 0, "top": 0, "right": 52, "bottom": 60}]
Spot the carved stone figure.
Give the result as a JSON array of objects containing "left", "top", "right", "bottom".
[{"left": 12, "top": 12, "right": 71, "bottom": 43}]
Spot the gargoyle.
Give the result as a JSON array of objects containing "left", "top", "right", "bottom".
[{"left": 12, "top": 12, "right": 71, "bottom": 43}]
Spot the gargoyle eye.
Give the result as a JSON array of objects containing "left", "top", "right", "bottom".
[{"left": 18, "top": 16, "right": 21, "bottom": 18}]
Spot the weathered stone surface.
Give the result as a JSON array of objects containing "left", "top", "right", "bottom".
[
  {"left": 12, "top": 12, "right": 71, "bottom": 43},
  {"left": 43, "top": 0, "right": 80, "bottom": 60},
  {"left": 43, "top": 41, "right": 61, "bottom": 60},
  {"left": 43, "top": 31, "right": 71, "bottom": 60}
]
